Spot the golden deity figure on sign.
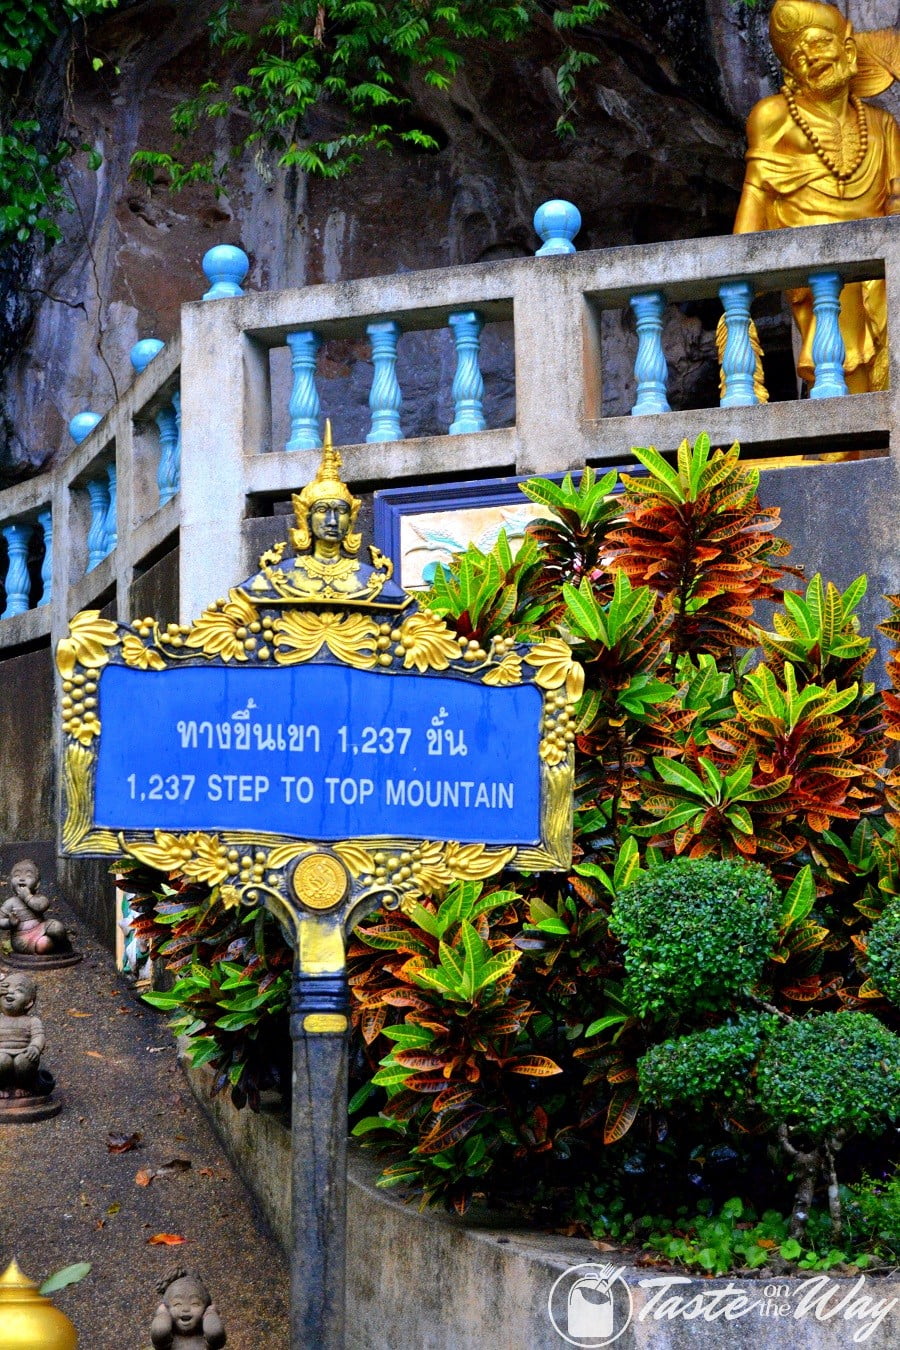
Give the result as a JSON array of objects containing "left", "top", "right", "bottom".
[
  {"left": 735, "top": 0, "right": 900, "bottom": 391},
  {"left": 246, "top": 421, "right": 409, "bottom": 609}
]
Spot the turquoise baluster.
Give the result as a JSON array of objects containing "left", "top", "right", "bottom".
[
  {"left": 173, "top": 390, "right": 182, "bottom": 490},
  {"left": 630, "top": 292, "right": 671, "bottom": 415},
  {"left": 285, "top": 331, "right": 322, "bottom": 451},
  {"left": 366, "top": 320, "right": 403, "bottom": 442},
  {"left": 37, "top": 509, "right": 52, "bottom": 607},
  {"left": 129, "top": 338, "right": 164, "bottom": 374},
  {"left": 809, "top": 270, "right": 848, "bottom": 399},
  {"left": 533, "top": 200, "right": 581, "bottom": 255},
  {"left": 155, "top": 401, "right": 180, "bottom": 505},
  {"left": 201, "top": 244, "right": 249, "bottom": 300},
  {"left": 69, "top": 411, "right": 102, "bottom": 444},
  {"left": 104, "top": 463, "right": 117, "bottom": 554},
  {"left": 448, "top": 311, "right": 487, "bottom": 434},
  {"left": 719, "top": 280, "right": 758, "bottom": 408},
  {"left": 85, "top": 479, "right": 110, "bottom": 572},
  {"left": 2, "top": 524, "right": 32, "bottom": 617}
]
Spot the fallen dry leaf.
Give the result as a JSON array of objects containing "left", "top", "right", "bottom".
[
  {"left": 146, "top": 1234, "right": 185, "bottom": 1246},
  {"left": 155, "top": 1159, "right": 191, "bottom": 1177},
  {"left": 106, "top": 1203, "right": 121, "bottom": 1216},
  {"left": 134, "top": 1169, "right": 154, "bottom": 1187},
  {"left": 198, "top": 1167, "right": 215, "bottom": 1178},
  {"left": 67, "top": 1009, "right": 92, "bottom": 1018},
  {"left": 85, "top": 1051, "right": 105, "bottom": 1060},
  {"left": 107, "top": 1131, "right": 142, "bottom": 1154}
]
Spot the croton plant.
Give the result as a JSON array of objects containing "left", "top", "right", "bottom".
[{"left": 128, "top": 434, "right": 900, "bottom": 1239}]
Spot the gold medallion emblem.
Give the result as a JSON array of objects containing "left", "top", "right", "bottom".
[{"left": 291, "top": 852, "right": 349, "bottom": 911}]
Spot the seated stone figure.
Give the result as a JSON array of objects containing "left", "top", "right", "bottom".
[
  {"left": 0, "top": 973, "right": 59, "bottom": 1120},
  {"left": 0, "top": 973, "right": 44, "bottom": 1088},
  {"left": 150, "top": 1270, "right": 226, "bottom": 1349},
  {"left": 0, "top": 858, "right": 71, "bottom": 957}
]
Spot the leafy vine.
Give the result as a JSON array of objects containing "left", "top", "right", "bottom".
[
  {"left": 0, "top": 0, "right": 113, "bottom": 247},
  {"left": 130, "top": 0, "right": 611, "bottom": 189}
]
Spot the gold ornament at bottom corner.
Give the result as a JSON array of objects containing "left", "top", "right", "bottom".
[
  {"left": 0, "top": 1260, "right": 78, "bottom": 1350},
  {"left": 291, "top": 852, "right": 350, "bottom": 911}
]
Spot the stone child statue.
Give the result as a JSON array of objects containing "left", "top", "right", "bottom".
[
  {"left": 735, "top": 0, "right": 900, "bottom": 391},
  {"left": 0, "top": 973, "right": 46, "bottom": 1089},
  {"left": 0, "top": 858, "right": 71, "bottom": 956},
  {"left": 150, "top": 1270, "right": 226, "bottom": 1350}
]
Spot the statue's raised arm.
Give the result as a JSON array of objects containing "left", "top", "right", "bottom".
[{"left": 734, "top": 0, "right": 900, "bottom": 392}]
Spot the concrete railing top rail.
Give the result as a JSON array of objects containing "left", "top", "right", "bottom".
[{"left": 0, "top": 213, "right": 898, "bottom": 644}]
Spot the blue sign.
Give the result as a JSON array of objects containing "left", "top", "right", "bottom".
[{"left": 93, "top": 664, "right": 542, "bottom": 844}]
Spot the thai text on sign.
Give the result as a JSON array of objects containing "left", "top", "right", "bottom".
[{"left": 93, "top": 664, "right": 542, "bottom": 843}]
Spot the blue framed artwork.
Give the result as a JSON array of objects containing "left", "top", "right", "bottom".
[{"left": 373, "top": 473, "right": 561, "bottom": 590}]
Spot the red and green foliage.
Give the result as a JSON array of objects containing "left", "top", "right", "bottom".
[
  {"left": 133, "top": 430, "right": 900, "bottom": 1244},
  {"left": 605, "top": 435, "right": 799, "bottom": 657}
]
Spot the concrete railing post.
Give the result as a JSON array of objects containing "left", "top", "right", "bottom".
[
  {"left": 179, "top": 300, "right": 267, "bottom": 620},
  {"left": 809, "top": 270, "right": 849, "bottom": 399},
  {"left": 366, "top": 320, "right": 403, "bottom": 442},
  {"left": 630, "top": 291, "right": 671, "bottom": 415},
  {"left": 719, "top": 280, "right": 759, "bottom": 408},
  {"left": 1, "top": 523, "right": 32, "bottom": 617},
  {"left": 37, "top": 508, "right": 52, "bottom": 607},
  {"left": 448, "top": 311, "right": 486, "bottom": 435},
  {"left": 285, "top": 330, "right": 322, "bottom": 452}
]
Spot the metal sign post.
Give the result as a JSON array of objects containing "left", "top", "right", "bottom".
[{"left": 57, "top": 428, "right": 577, "bottom": 1348}]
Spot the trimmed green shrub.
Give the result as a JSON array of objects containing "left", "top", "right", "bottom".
[
  {"left": 866, "top": 904, "right": 900, "bottom": 1007},
  {"left": 638, "top": 1013, "right": 776, "bottom": 1111},
  {"left": 610, "top": 858, "right": 780, "bottom": 1019},
  {"left": 757, "top": 1012, "right": 900, "bottom": 1141}
]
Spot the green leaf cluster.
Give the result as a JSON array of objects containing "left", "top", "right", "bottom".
[
  {"left": 131, "top": 0, "right": 610, "bottom": 188},
  {"left": 757, "top": 1012, "right": 900, "bottom": 1141},
  {"left": 610, "top": 858, "right": 780, "bottom": 1018},
  {"left": 638, "top": 1013, "right": 776, "bottom": 1112},
  {"left": 0, "top": 0, "right": 113, "bottom": 247},
  {"left": 864, "top": 903, "right": 900, "bottom": 1008}
]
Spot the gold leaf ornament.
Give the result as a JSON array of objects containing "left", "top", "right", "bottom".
[
  {"left": 125, "top": 830, "right": 231, "bottom": 884},
  {"left": 483, "top": 653, "right": 523, "bottom": 686},
  {"left": 57, "top": 610, "right": 120, "bottom": 678},
  {"left": 274, "top": 610, "right": 379, "bottom": 669},
  {"left": 185, "top": 589, "right": 260, "bottom": 662},
  {"left": 444, "top": 842, "right": 516, "bottom": 879},
  {"left": 414, "top": 841, "right": 455, "bottom": 894},
  {"left": 121, "top": 633, "right": 166, "bottom": 671},
  {"left": 334, "top": 840, "right": 378, "bottom": 877},
  {"left": 525, "top": 639, "right": 584, "bottom": 700},
  {"left": 398, "top": 611, "right": 461, "bottom": 672}
]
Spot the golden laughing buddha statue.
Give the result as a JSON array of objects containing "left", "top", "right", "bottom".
[{"left": 734, "top": 0, "right": 900, "bottom": 391}]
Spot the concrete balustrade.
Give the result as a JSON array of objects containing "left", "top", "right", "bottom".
[{"left": 0, "top": 216, "right": 896, "bottom": 651}]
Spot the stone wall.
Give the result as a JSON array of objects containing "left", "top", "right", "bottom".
[{"left": 186, "top": 1057, "right": 900, "bottom": 1350}]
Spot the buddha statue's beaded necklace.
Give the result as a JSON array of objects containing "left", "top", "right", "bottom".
[{"left": 782, "top": 84, "right": 869, "bottom": 183}]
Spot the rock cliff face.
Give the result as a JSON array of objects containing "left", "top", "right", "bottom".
[{"left": 0, "top": 0, "right": 795, "bottom": 476}]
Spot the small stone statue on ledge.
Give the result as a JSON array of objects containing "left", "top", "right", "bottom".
[
  {"left": 0, "top": 971, "right": 60, "bottom": 1121},
  {"left": 150, "top": 1269, "right": 227, "bottom": 1349},
  {"left": 0, "top": 858, "right": 81, "bottom": 968}
]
